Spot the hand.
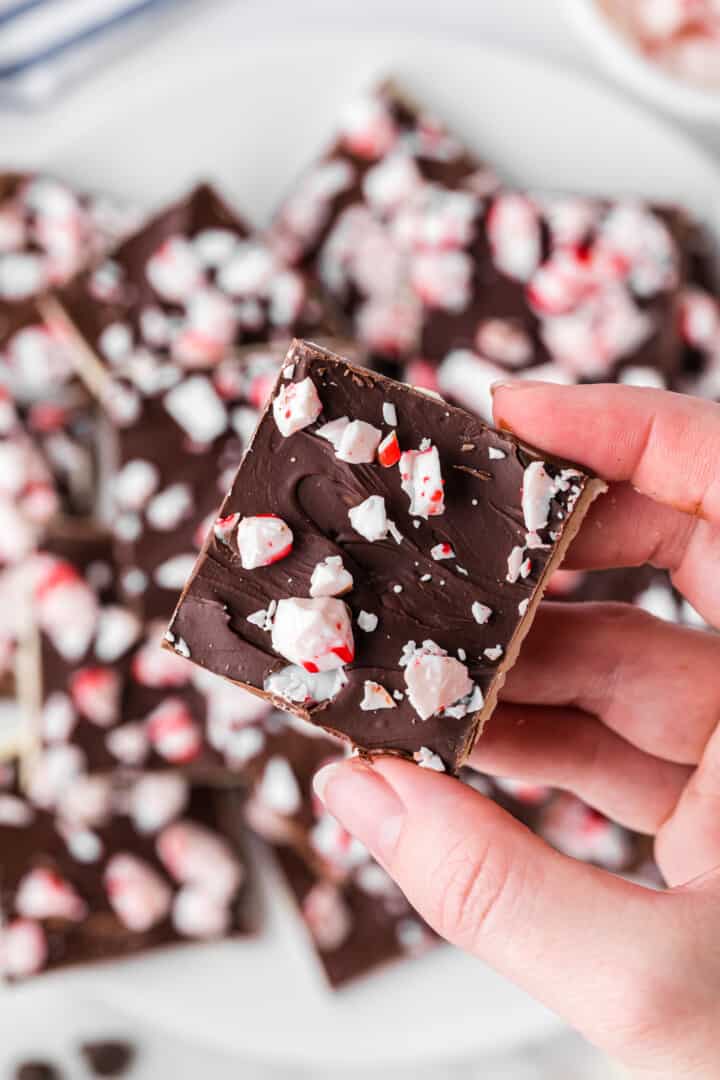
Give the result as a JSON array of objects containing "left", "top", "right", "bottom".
[{"left": 313, "top": 383, "right": 720, "bottom": 1080}]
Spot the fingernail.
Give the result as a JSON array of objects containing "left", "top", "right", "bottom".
[
  {"left": 490, "top": 380, "right": 514, "bottom": 397},
  {"left": 312, "top": 759, "right": 405, "bottom": 865}
]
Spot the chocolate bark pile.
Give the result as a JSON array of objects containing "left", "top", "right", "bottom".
[{"left": 1, "top": 81, "right": 710, "bottom": 986}]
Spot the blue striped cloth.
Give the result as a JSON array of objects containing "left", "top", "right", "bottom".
[{"left": 0, "top": 0, "right": 187, "bottom": 107}]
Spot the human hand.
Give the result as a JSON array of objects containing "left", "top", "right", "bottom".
[{"left": 313, "top": 382, "right": 720, "bottom": 1079}]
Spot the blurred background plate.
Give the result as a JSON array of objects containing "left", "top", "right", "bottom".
[{"left": 3, "top": 30, "right": 720, "bottom": 1069}]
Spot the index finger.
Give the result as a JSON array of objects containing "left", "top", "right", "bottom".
[{"left": 493, "top": 382, "right": 720, "bottom": 523}]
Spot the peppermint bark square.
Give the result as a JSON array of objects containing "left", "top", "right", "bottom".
[
  {"left": 270, "top": 81, "right": 494, "bottom": 366},
  {"left": 168, "top": 339, "right": 606, "bottom": 773},
  {"left": 0, "top": 767, "right": 253, "bottom": 981},
  {"left": 422, "top": 193, "right": 695, "bottom": 419},
  {"left": 25, "top": 527, "right": 273, "bottom": 788}
]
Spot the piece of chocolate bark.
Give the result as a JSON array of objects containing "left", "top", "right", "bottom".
[
  {"left": 24, "top": 526, "right": 274, "bottom": 789},
  {"left": 0, "top": 173, "right": 138, "bottom": 518},
  {"left": 406, "top": 192, "right": 696, "bottom": 419},
  {"left": 269, "top": 80, "right": 494, "bottom": 366},
  {"left": 168, "top": 339, "right": 606, "bottom": 773},
  {"left": 0, "top": 765, "right": 252, "bottom": 981},
  {"left": 50, "top": 184, "right": 335, "bottom": 618},
  {"left": 272, "top": 845, "right": 435, "bottom": 989}
]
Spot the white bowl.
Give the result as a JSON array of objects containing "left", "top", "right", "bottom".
[{"left": 564, "top": 0, "right": 720, "bottom": 124}]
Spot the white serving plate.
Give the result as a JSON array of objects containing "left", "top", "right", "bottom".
[{"left": 2, "top": 24, "right": 720, "bottom": 1068}]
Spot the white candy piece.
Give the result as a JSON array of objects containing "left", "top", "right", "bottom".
[
  {"left": 430, "top": 542, "right": 455, "bottom": 561},
  {"left": 522, "top": 461, "right": 555, "bottom": 532},
  {"left": 237, "top": 515, "right": 293, "bottom": 569},
  {"left": 164, "top": 375, "right": 228, "bottom": 444},
  {"left": 402, "top": 641, "right": 473, "bottom": 721},
  {"left": 257, "top": 756, "right": 302, "bottom": 815},
  {"left": 0, "top": 919, "right": 47, "bottom": 978},
  {"left": 173, "top": 884, "right": 230, "bottom": 939},
  {"left": 40, "top": 691, "right": 76, "bottom": 743},
  {"left": 319, "top": 417, "right": 382, "bottom": 464},
  {"left": 437, "top": 349, "right": 504, "bottom": 423},
  {"left": 15, "top": 867, "right": 87, "bottom": 922},
  {"left": 487, "top": 193, "right": 542, "bottom": 282},
  {"left": 348, "top": 494, "right": 389, "bottom": 542},
  {"left": 154, "top": 554, "right": 196, "bottom": 590},
  {"left": 69, "top": 667, "right": 120, "bottom": 728},
  {"left": 106, "top": 722, "right": 149, "bottom": 767},
  {"left": 483, "top": 645, "right": 503, "bottom": 661},
  {"left": 0, "top": 795, "right": 34, "bottom": 827},
  {"left": 357, "top": 610, "right": 378, "bottom": 632},
  {"left": 264, "top": 664, "right": 347, "bottom": 705},
  {"left": 113, "top": 459, "right": 160, "bottom": 511},
  {"left": 302, "top": 882, "right": 352, "bottom": 951},
  {"left": 273, "top": 377, "right": 322, "bottom": 437},
  {"left": 360, "top": 681, "right": 396, "bottom": 711},
  {"left": 309, "top": 555, "right": 354, "bottom": 598},
  {"left": 271, "top": 597, "right": 354, "bottom": 673},
  {"left": 146, "top": 698, "right": 201, "bottom": 764},
  {"left": 104, "top": 854, "right": 173, "bottom": 932},
  {"left": 146, "top": 484, "right": 193, "bottom": 531},
  {"left": 94, "top": 606, "right": 141, "bottom": 663},
  {"left": 27, "top": 745, "right": 86, "bottom": 810},
  {"left": 34, "top": 560, "right": 98, "bottom": 663},
  {"left": 130, "top": 773, "right": 189, "bottom": 834},
  {"left": 382, "top": 402, "right": 398, "bottom": 426},
  {"left": 506, "top": 545, "right": 531, "bottom": 584},
  {"left": 146, "top": 235, "right": 204, "bottom": 302},
  {"left": 157, "top": 822, "right": 243, "bottom": 899},
  {"left": 316, "top": 415, "right": 349, "bottom": 449},
  {"left": 56, "top": 775, "right": 112, "bottom": 828},
  {"left": 414, "top": 746, "right": 446, "bottom": 772},
  {"left": 399, "top": 444, "right": 445, "bottom": 518},
  {"left": 471, "top": 602, "right": 492, "bottom": 625}
]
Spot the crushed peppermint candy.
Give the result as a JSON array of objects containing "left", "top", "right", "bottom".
[
  {"left": 273, "top": 377, "right": 322, "bottom": 436},
  {"left": 237, "top": 515, "right": 293, "bottom": 569},
  {"left": 483, "top": 645, "right": 504, "bottom": 661},
  {"left": 413, "top": 746, "right": 446, "bottom": 772},
  {"left": 402, "top": 640, "right": 473, "bottom": 721},
  {"left": 271, "top": 597, "right": 354, "bottom": 673},
  {"left": 357, "top": 610, "right": 378, "bottom": 632},
  {"left": 360, "top": 680, "right": 396, "bottom": 711},
  {"left": 472, "top": 602, "right": 492, "bottom": 625},
  {"left": 349, "top": 494, "right": 390, "bottom": 542},
  {"left": 399, "top": 443, "right": 445, "bottom": 518},
  {"left": 309, "top": 555, "right": 354, "bottom": 598},
  {"left": 430, "top": 542, "right": 454, "bottom": 561}
]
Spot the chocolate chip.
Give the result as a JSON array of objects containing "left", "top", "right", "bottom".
[
  {"left": 80, "top": 1041, "right": 136, "bottom": 1077},
  {"left": 14, "top": 1062, "right": 62, "bottom": 1080}
]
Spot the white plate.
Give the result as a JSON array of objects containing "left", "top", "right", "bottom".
[{"left": 3, "top": 26, "right": 720, "bottom": 1069}]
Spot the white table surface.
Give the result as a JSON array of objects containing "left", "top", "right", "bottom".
[{"left": 1, "top": 1, "right": 700, "bottom": 1075}]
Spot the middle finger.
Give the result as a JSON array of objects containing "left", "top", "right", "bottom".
[{"left": 503, "top": 602, "right": 720, "bottom": 765}]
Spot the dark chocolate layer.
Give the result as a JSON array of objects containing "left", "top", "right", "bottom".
[{"left": 170, "top": 340, "right": 600, "bottom": 771}]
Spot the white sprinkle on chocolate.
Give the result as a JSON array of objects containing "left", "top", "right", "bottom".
[
  {"left": 420, "top": 574, "right": 432, "bottom": 583},
  {"left": 382, "top": 402, "right": 398, "bottom": 426},
  {"left": 472, "top": 602, "right": 492, "bottom": 625},
  {"left": 483, "top": 645, "right": 503, "bottom": 661},
  {"left": 392, "top": 584, "right": 403, "bottom": 594},
  {"left": 488, "top": 447, "right": 506, "bottom": 460},
  {"left": 360, "top": 681, "right": 396, "bottom": 711},
  {"left": 413, "top": 747, "right": 446, "bottom": 772},
  {"left": 357, "top": 611, "right": 378, "bottom": 633}
]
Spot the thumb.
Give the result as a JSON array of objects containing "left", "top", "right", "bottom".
[{"left": 314, "top": 756, "right": 674, "bottom": 1051}]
